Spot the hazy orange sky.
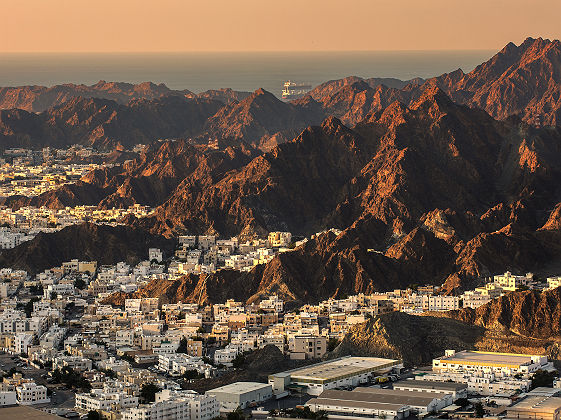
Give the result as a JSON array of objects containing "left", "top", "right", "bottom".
[{"left": 2, "top": 0, "right": 560, "bottom": 52}]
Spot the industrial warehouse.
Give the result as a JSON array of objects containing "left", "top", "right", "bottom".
[
  {"left": 269, "top": 356, "right": 402, "bottom": 396},
  {"left": 433, "top": 350, "right": 552, "bottom": 376},
  {"left": 305, "top": 387, "right": 452, "bottom": 418},
  {"left": 392, "top": 379, "right": 468, "bottom": 399},
  {"left": 206, "top": 382, "right": 273, "bottom": 411}
]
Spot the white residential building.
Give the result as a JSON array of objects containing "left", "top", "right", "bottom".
[
  {"left": 214, "top": 347, "right": 240, "bottom": 367},
  {"left": 0, "top": 391, "right": 17, "bottom": 407},
  {"left": 428, "top": 295, "right": 460, "bottom": 311},
  {"left": 148, "top": 248, "right": 163, "bottom": 263},
  {"left": 14, "top": 333, "right": 34, "bottom": 355},
  {"left": 259, "top": 295, "right": 284, "bottom": 313},
  {"left": 16, "top": 382, "right": 50, "bottom": 405},
  {"left": 547, "top": 276, "right": 561, "bottom": 290},
  {"left": 75, "top": 390, "right": 138, "bottom": 412},
  {"left": 267, "top": 231, "right": 292, "bottom": 247},
  {"left": 461, "top": 290, "right": 492, "bottom": 309},
  {"left": 493, "top": 271, "right": 532, "bottom": 291}
]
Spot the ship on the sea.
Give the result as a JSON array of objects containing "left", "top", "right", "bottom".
[{"left": 281, "top": 81, "right": 312, "bottom": 101}]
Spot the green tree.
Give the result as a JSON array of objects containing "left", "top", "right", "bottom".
[
  {"left": 28, "top": 284, "right": 43, "bottom": 295},
  {"left": 24, "top": 297, "right": 40, "bottom": 318},
  {"left": 227, "top": 406, "right": 245, "bottom": 420},
  {"left": 474, "top": 402, "right": 485, "bottom": 418},
  {"left": 87, "top": 411, "right": 101, "bottom": 420},
  {"left": 454, "top": 398, "right": 469, "bottom": 407},
  {"left": 232, "top": 353, "right": 246, "bottom": 369},
  {"left": 177, "top": 337, "right": 188, "bottom": 353},
  {"left": 327, "top": 338, "right": 340, "bottom": 352},
  {"left": 74, "top": 278, "right": 86, "bottom": 290},
  {"left": 182, "top": 369, "right": 203, "bottom": 380},
  {"left": 120, "top": 354, "right": 135, "bottom": 364},
  {"left": 531, "top": 369, "right": 557, "bottom": 389},
  {"left": 140, "top": 383, "right": 161, "bottom": 403}
]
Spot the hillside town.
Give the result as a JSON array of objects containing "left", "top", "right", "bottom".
[
  {"left": 0, "top": 205, "right": 155, "bottom": 249},
  {"left": 1, "top": 229, "right": 561, "bottom": 419},
  {"left": 0, "top": 146, "right": 117, "bottom": 198}
]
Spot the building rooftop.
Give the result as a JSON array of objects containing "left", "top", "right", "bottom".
[
  {"left": 313, "top": 388, "right": 438, "bottom": 408},
  {"left": 436, "top": 351, "right": 537, "bottom": 367},
  {"left": 307, "top": 396, "right": 408, "bottom": 412},
  {"left": 351, "top": 387, "right": 441, "bottom": 406},
  {"left": 207, "top": 381, "right": 271, "bottom": 395},
  {"left": 0, "top": 406, "right": 64, "bottom": 420},
  {"left": 527, "top": 387, "right": 561, "bottom": 397},
  {"left": 271, "top": 356, "right": 400, "bottom": 383},
  {"left": 508, "top": 396, "right": 561, "bottom": 414},
  {"left": 393, "top": 379, "right": 468, "bottom": 391}
]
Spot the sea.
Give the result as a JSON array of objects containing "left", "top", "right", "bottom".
[{"left": 0, "top": 51, "right": 494, "bottom": 97}]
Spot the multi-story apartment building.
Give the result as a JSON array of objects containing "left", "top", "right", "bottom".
[
  {"left": 75, "top": 390, "right": 138, "bottom": 412},
  {"left": 428, "top": 296, "right": 460, "bottom": 311},
  {"left": 16, "top": 382, "right": 50, "bottom": 405},
  {"left": 289, "top": 335, "right": 327, "bottom": 360},
  {"left": 493, "top": 271, "right": 532, "bottom": 291}
]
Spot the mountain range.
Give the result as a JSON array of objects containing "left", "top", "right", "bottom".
[{"left": 2, "top": 37, "right": 561, "bottom": 303}]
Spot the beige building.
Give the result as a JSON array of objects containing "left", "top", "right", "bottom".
[
  {"left": 506, "top": 396, "right": 561, "bottom": 420},
  {"left": 289, "top": 336, "right": 326, "bottom": 360},
  {"left": 185, "top": 338, "right": 203, "bottom": 357},
  {"left": 494, "top": 271, "right": 532, "bottom": 291},
  {"left": 267, "top": 231, "right": 292, "bottom": 247}
]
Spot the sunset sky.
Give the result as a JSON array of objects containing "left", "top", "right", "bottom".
[{"left": 2, "top": 0, "right": 560, "bottom": 52}]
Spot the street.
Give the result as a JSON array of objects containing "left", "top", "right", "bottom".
[{"left": 0, "top": 352, "right": 76, "bottom": 409}]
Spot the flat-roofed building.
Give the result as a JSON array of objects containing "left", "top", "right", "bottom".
[
  {"left": 269, "top": 356, "right": 402, "bottom": 396},
  {"left": 433, "top": 350, "right": 551, "bottom": 377},
  {"left": 506, "top": 395, "right": 561, "bottom": 420},
  {"left": 0, "top": 390, "right": 17, "bottom": 406},
  {"left": 352, "top": 387, "right": 452, "bottom": 414},
  {"left": 306, "top": 390, "right": 411, "bottom": 420},
  {"left": 494, "top": 271, "right": 531, "bottom": 291},
  {"left": 206, "top": 382, "right": 273, "bottom": 411},
  {"left": 0, "top": 405, "right": 64, "bottom": 419},
  {"left": 306, "top": 387, "right": 450, "bottom": 418},
  {"left": 393, "top": 379, "right": 468, "bottom": 399},
  {"left": 289, "top": 335, "right": 327, "bottom": 360}
]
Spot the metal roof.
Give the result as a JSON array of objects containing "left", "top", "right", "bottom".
[
  {"left": 320, "top": 388, "right": 439, "bottom": 408},
  {"left": 393, "top": 379, "right": 467, "bottom": 391}
]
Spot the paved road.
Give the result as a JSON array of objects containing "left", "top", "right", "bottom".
[{"left": 0, "top": 352, "right": 76, "bottom": 409}]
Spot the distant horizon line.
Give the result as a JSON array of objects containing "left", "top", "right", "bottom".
[{"left": 0, "top": 48, "right": 498, "bottom": 55}]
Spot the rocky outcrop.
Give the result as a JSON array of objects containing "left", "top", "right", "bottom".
[
  {"left": 432, "top": 37, "right": 561, "bottom": 126},
  {"left": 202, "top": 88, "right": 325, "bottom": 148},
  {"left": 194, "top": 88, "right": 251, "bottom": 104},
  {"left": 332, "top": 307, "right": 561, "bottom": 366},
  {"left": 0, "top": 223, "right": 175, "bottom": 274},
  {"left": 436, "top": 287, "right": 561, "bottom": 339},
  {"left": 0, "top": 81, "right": 190, "bottom": 112},
  {"left": 0, "top": 95, "right": 223, "bottom": 150},
  {"left": 309, "top": 38, "right": 561, "bottom": 127}
]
